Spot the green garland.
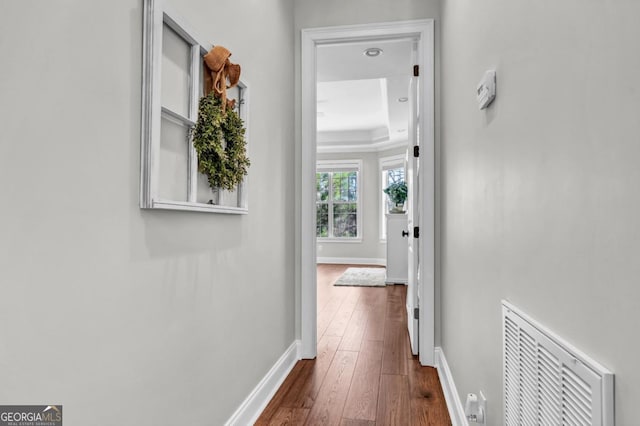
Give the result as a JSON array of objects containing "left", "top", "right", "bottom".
[{"left": 192, "top": 93, "right": 250, "bottom": 191}]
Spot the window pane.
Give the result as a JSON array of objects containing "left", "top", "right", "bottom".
[
  {"left": 162, "top": 24, "right": 190, "bottom": 117},
  {"left": 226, "top": 85, "right": 245, "bottom": 117},
  {"left": 333, "top": 171, "right": 357, "bottom": 202},
  {"left": 196, "top": 172, "right": 218, "bottom": 205},
  {"left": 333, "top": 172, "right": 346, "bottom": 201},
  {"left": 387, "top": 167, "right": 405, "bottom": 186},
  {"left": 220, "top": 186, "right": 240, "bottom": 208},
  {"left": 317, "top": 173, "right": 329, "bottom": 202},
  {"left": 316, "top": 203, "right": 328, "bottom": 237},
  {"left": 385, "top": 167, "right": 405, "bottom": 212},
  {"left": 158, "top": 116, "right": 189, "bottom": 201},
  {"left": 196, "top": 173, "right": 242, "bottom": 208},
  {"left": 333, "top": 203, "right": 357, "bottom": 238}
]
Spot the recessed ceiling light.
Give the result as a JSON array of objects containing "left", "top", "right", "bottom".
[
  {"left": 398, "top": 97, "right": 408, "bottom": 103},
  {"left": 363, "top": 47, "right": 383, "bottom": 57}
]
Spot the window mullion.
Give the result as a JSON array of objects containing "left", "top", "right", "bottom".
[
  {"left": 187, "top": 44, "right": 199, "bottom": 203},
  {"left": 328, "top": 172, "right": 334, "bottom": 238}
]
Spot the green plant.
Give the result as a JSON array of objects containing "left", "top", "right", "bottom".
[
  {"left": 191, "top": 93, "right": 250, "bottom": 191},
  {"left": 383, "top": 180, "right": 408, "bottom": 207}
]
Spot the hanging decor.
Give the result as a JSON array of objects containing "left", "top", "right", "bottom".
[{"left": 192, "top": 45, "right": 250, "bottom": 191}]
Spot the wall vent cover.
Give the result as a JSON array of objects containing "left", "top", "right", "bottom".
[{"left": 502, "top": 301, "right": 614, "bottom": 426}]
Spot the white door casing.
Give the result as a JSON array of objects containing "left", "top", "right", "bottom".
[
  {"left": 300, "top": 20, "right": 435, "bottom": 366},
  {"left": 406, "top": 54, "right": 420, "bottom": 355}
]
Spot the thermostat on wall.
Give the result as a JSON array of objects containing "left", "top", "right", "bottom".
[{"left": 477, "top": 70, "right": 496, "bottom": 110}]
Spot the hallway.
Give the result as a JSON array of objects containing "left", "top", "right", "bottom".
[{"left": 256, "top": 264, "right": 450, "bottom": 425}]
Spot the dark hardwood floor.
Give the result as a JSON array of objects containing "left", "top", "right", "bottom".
[{"left": 256, "top": 264, "right": 451, "bottom": 426}]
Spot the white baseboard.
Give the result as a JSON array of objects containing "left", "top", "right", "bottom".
[
  {"left": 317, "top": 257, "right": 386, "bottom": 266},
  {"left": 225, "top": 340, "right": 301, "bottom": 426},
  {"left": 435, "top": 346, "right": 468, "bottom": 426}
]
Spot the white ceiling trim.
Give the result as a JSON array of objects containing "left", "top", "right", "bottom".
[
  {"left": 317, "top": 139, "right": 408, "bottom": 154},
  {"left": 317, "top": 126, "right": 389, "bottom": 144}
]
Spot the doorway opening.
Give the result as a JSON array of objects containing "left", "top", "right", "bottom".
[{"left": 300, "top": 20, "right": 435, "bottom": 366}]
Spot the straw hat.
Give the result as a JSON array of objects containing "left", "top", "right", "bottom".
[{"left": 203, "top": 45, "right": 241, "bottom": 112}]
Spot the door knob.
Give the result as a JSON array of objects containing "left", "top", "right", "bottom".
[{"left": 402, "top": 230, "right": 409, "bottom": 237}]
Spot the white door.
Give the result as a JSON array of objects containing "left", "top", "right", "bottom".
[{"left": 406, "top": 43, "right": 420, "bottom": 355}]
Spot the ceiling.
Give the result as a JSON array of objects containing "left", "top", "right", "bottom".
[{"left": 316, "top": 38, "right": 414, "bottom": 152}]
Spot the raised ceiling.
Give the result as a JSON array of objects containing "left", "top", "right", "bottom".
[{"left": 316, "top": 38, "right": 414, "bottom": 152}]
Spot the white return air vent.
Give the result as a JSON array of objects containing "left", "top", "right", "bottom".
[{"left": 502, "top": 301, "right": 614, "bottom": 426}]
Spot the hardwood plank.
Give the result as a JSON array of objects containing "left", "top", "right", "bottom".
[
  {"left": 342, "top": 340, "right": 383, "bottom": 421},
  {"left": 362, "top": 301, "right": 386, "bottom": 342},
  {"left": 408, "top": 359, "right": 452, "bottom": 425},
  {"left": 320, "top": 291, "right": 348, "bottom": 313},
  {"left": 324, "top": 309, "right": 355, "bottom": 337},
  {"left": 306, "top": 351, "right": 358, "bottom": 426},
  {"left": 376, "top": 374, "right": 410, "bottom": 426},
  {"left": 340, "top": 419, "right": 376, "bottom": 426},
  {"left": 339, "top": 308, "right": 368, "bottom": 351},
  {"left": 339, "top": 286, "right": 363, "bottom": 313},
  {"left": 352, "top": 283, "right": 384, "bottom": 311},
  {"left": 317, "top": 308, "right": 337, "bottom": 340},
  {"left": 371, "top": 289, "right": 388, "bottom": 311},
  {"left": 257, "top": 266, "right": 449, "bottom": 425},
  {"left": 280, "top": 335, "right": 341, "bottom": 409},
  {"left": 405, "top": 322, "right": 415, "bottom": 359},
  {"left": 381, "top": 320, "right": 408, "bottom": 375},
  {"left": 255, "top": 361, "right": 307, "bottom": 425},
  {"left": 267, "top": 407, "right": 310, "bottom": 426},
  {"left": 385, "top": 285, "right": 406, "bottom": 323},
  {"left": 317, "top": 264, "right": 349, "bottom": 312}
]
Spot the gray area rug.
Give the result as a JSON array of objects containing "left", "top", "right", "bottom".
[{"left": 334, "top": 267, "right": 386, "bottom": 287}]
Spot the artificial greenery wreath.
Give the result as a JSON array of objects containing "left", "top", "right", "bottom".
[{"left": 192, "top": 92, "right": 250, "bottom": 191}]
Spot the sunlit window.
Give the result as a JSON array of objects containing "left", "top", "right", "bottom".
[
  {"left": 379, "top": 154, "right": 406, "bottom": 240},
  {"left": 316, "top": 161, "right": 361, "bottom": 240}
]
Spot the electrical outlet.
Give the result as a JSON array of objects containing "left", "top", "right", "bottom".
[{"left": 464, "top": 391, "right": 487, "bottom": 425}]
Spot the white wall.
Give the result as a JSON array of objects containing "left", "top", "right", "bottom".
[
  {"left": 440, "top": 0, "right": 640, "bottom": 424},
  {"left": 294, "top": 0, "right": 440, "bottom": 30},
  {"left": 0, "top": 1, "right": 294, "bottom": 425}
]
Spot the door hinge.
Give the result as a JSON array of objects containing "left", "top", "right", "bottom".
[
  {"left": 413, "top": 65, "right": 419, "bottom": 77},
  {"left": 414, "top": 307, "right": 419, "bottom": 320},
  {"left": 414, "top": 226, "right": 420, "bottom": 238},
  {"left": 413, "top": 145, "right": 419, "bottom": 157}
]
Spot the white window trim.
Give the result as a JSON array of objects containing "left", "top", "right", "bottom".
[
  {"left": 316, "top": 159, "right": 363, "bottom": 242},
  {"left": 379, "top": 153, "right": 406, "bottom": 242},
  {"left": 140, "top": 0, "right": 250, "bottom": 214}
]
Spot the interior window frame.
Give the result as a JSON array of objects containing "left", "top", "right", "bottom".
[
  {"left": 316, "top": 159, "right": 363, "bottom": 242},
  {"left": 379, "top": 153, "right": 407, "bottom": 241},
  {"left": 140, "top": 0, "right": 250, "bottom": 214}
]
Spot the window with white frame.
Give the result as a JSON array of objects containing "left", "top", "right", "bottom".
[
  {"left": 140, "top": 0, "right": 249, "bottom": 214},
  {"left": 316, "top": 160, "right": 362, "bottom": 240},
  {"left": 379, "top": 154, "right": 406, "bottom": 240}
]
